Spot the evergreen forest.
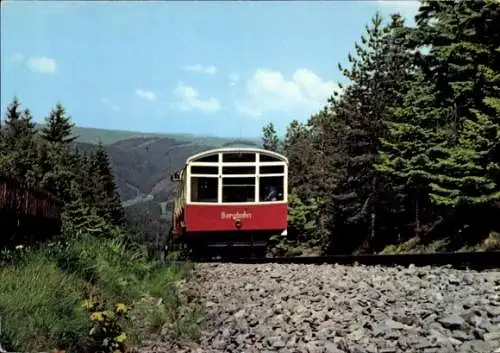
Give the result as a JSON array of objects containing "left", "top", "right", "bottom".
[{"left": 262, "top": 0, "right": 500, "bottom": 255}]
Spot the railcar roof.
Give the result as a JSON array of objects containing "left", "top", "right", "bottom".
[{"left": 186, "top": 147, "right": 288, "bottom": 164}]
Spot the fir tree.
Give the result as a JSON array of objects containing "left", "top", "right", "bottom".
[
  {"left": 261, "top": 122, "right": 280, "bottom": 152},
  {"left": 2, "top": 97, "right": 23, "bottom": 150},
  {"left": 0, "top": 98, "right": 39, "bottom": 183},
  {"left": 330, "top": 13, "right": 413, "bottom": 251},
  {"left": 412, "top": 0, "right": 500, "bottom": 209},
  {"left": 41, "top": 103, "right": 78, "bottom": 144},
  {"left": 91, "top": 144, "right": 125, "bottom": 226},
  {"left": 282, "top": 120, "right": 314, "bottom": 198}
]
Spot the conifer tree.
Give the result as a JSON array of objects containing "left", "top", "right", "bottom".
[
  {"left": 282, "top": 120, "right": 314, "bottom": 197},
  {"left": 330, "top": 12, "right": 413, "bottom": 251},
  {"left": 41, "top": 103, "right": 78, "bottom": 144},
  {"left": 0, "top": 98, "right": 39, "bottom": 183},
  {"left": 2, "top": 97, "right": 23, "bottom": 150},
  {"left": 412, "top": 0, "right": 499, "bottom": 209},
  {"left": 261, "top": 122, "right": 280, "bottom": 152},
  {"left": 376, "top": 71, "right": 443, "bottom": 237},
  {"left": 91, "top": 144, "right": 125, "bottom": 226}
]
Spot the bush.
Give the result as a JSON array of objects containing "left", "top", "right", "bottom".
[{"left": 269, "top": 192, "right": 326, "bottom": 256}]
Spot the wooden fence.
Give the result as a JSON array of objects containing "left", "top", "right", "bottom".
[{"left": 0, "top": 173, "right": 63, "bottom": 247}]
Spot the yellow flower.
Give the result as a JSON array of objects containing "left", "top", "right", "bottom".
[
  {"left": 115, "top": 332, "right": 127, "bottom": 343},
  {"left": 91, "top": 311, "right": 104, "bottom": 321},
  {"left": 115, "top": 303, "right": 127, "bottom": 313},
  {"left": 82, "top": 299, "right": 94, "bottom": 310}
]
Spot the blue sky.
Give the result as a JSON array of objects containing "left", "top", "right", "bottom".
[{"left": 1, "top": 0, "right": 419, "bottom": 138}]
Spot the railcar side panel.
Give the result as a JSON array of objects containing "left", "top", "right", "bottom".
[{"left": 184, "top": 203, "right": 287, "bottom": 233}]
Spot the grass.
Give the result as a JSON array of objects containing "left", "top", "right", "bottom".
[
  {"left": 0, "top": 237, "right": 202, "bottom": 352},
  {"left": 380, "top": 230, "right": 500, "bottom": 254},
  {"left": 0, "top": 254, "right": 89, "bottom": 351}
]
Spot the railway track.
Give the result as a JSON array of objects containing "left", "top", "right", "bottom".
[{"left": 193, "top": 250, "right": 500, "bottom": 270}]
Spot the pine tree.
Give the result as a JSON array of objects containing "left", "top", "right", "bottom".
[
  {"left": 0, "top": 98, "right": 39, "bottom": 183},
  {"left": 376, "top": 71, "right": 444, "bottom": 238},
  {"left": 261, "top": 122, "right": 280, "bottom": 152},
  {"left": 39, "top": 143, "right": 76, "bottom": 201},
  {"left": 330, "top": 12, "right": 414, "bottom": 251},
  {"left": 2, "top": 97, "right": 23, "bottom": 151},
  {"left": 40, "top": 103, "right": 78, "bottom": 144},
  {"left": 306, "top": 107, "right": 344, "bottom": 200},
  {"left": 91, "top": 144, "right": 125, "bottom": 226},
  {"left": 37, "top": 103, "right": 78, "bottom": 200},
  {"left": 412, "top": 0, "right": 500, "bottom": 210},
  {"left": 282, "top": 120, "right": 315, "bottom": 197}
]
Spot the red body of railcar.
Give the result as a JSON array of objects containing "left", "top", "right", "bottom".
[{"left": 169, "top": 147, "right": 288, "bottom": 251}]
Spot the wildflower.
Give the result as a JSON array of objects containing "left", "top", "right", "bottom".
[
  {"left": 15, "top": 245, "right": 24, "bottom": 250},
  {"left": 91, "top": 311, "right": 105, "bottom": 322},
  {"left": 82, "top": 299, "right": 94, "bottom": 310},
  {"left": 115, "top": 303, "right": 127, "bottom": 314},
  {"left": 115, "top": 332, "right": 127, "bottom": 343}
]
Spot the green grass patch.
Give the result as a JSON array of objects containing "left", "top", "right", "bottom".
[
  {"left": 380, "top": 230, "right": 500, "bottom": 254},
  {"left": 0, "top": 237, "right": 201, "bottom": 352},
  {"left": 0, "top": 253, "right": 89, "bottom": 351}
]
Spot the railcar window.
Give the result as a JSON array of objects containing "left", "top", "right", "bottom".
[
  {"left": 222, "top": 166, "right": 256, "bottom": 175},
  {"left": 196, "top": 154, "right": 219, "bottom": 163},
  {"left": 223, "top": 177, "right": 255, "bottom": 203},
  {"left": 259, "top": 154, "right": 281, "bottom": 162},
  {"left": 259, "top": 176, "right": 284, "bottom": 202},
  {"left": 191, "top": 166, "right": 218, "bottom": 175},
  {"left": 190, "top": 177, "right": 218, "bottom": 202},
  {"left": 260, "top": 165, "right": 284, "bottom": 174},
  {"left": 222, "top": 152, "right": 256, "bottom": 163}
]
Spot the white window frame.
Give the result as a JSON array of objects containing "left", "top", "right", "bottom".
[{"left": 186, "top": 151, "right": 288, "bottom": 205}]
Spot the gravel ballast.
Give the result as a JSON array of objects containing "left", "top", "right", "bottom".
[{"left": 142, "top": 263, "right": 500, "bottom": 353}]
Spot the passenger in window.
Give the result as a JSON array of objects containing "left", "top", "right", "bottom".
[{"left": 264, "top": 184, "right": 278, "bottom": 201}]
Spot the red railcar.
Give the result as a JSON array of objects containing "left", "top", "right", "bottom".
[{"left": 169, "top": 147, "right": 288, "bottom": 255}]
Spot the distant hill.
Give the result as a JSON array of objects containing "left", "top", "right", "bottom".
[{"left": 71, "top": 125, "right": 260, "bottom": 147}]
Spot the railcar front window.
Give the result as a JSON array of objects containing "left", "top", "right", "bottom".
[
  {"left": 223, "top": 177, "right": 255, "bottom": 203},
  {"left": 222, "top": 152, "right": 256, "bottom": 163},
  {"left": 190, "top": 177, "right": 218, "bottom": 202},
  {"left": 196, "top": 154, "right": 219, "bottom": 163},
  {"left": 259, "top": 154, "right": 281, "bottom": 162},
  {"left": 260, "top": 176, "right": 284, "bottom": 202}
]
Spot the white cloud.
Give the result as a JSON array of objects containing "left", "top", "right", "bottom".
[
  {"left": 101, "top": 98, "right": 120, "bottom": 112},
  {"left": 229, "top": 72, "right": 240, "bottom": 86},
  {"left": 26, "top": 56, "right": 57, "bottom": 74},
  {"left": 182, "top": 64, "right": 217, "bottom": 75},
  {"left": 135, "top": 89, "right": 157, "bottom": 102},
  {"left": 235, "top": 68, "right": 341, "bottom": 119},
  {"left": 172, "top": 81, "right": 221, "bottom": 113}
]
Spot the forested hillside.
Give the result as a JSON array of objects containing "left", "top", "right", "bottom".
[
  {"left": 72, "top": 137, "right": 211, "bottom": 201},
  {"left": 71, "top": 125, "right": 260, "bottom": 147},
  {"left": 262, "top": 0, "right": 500, "bottom": 255}
]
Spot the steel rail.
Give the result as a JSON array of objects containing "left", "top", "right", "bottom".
[{"left": 195, "top": 251, "right": 500, "bottom": 270}]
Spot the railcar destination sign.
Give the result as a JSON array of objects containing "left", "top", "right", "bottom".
[{"left": 220, "top": 211, "right": 253, "bottom": 220}]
